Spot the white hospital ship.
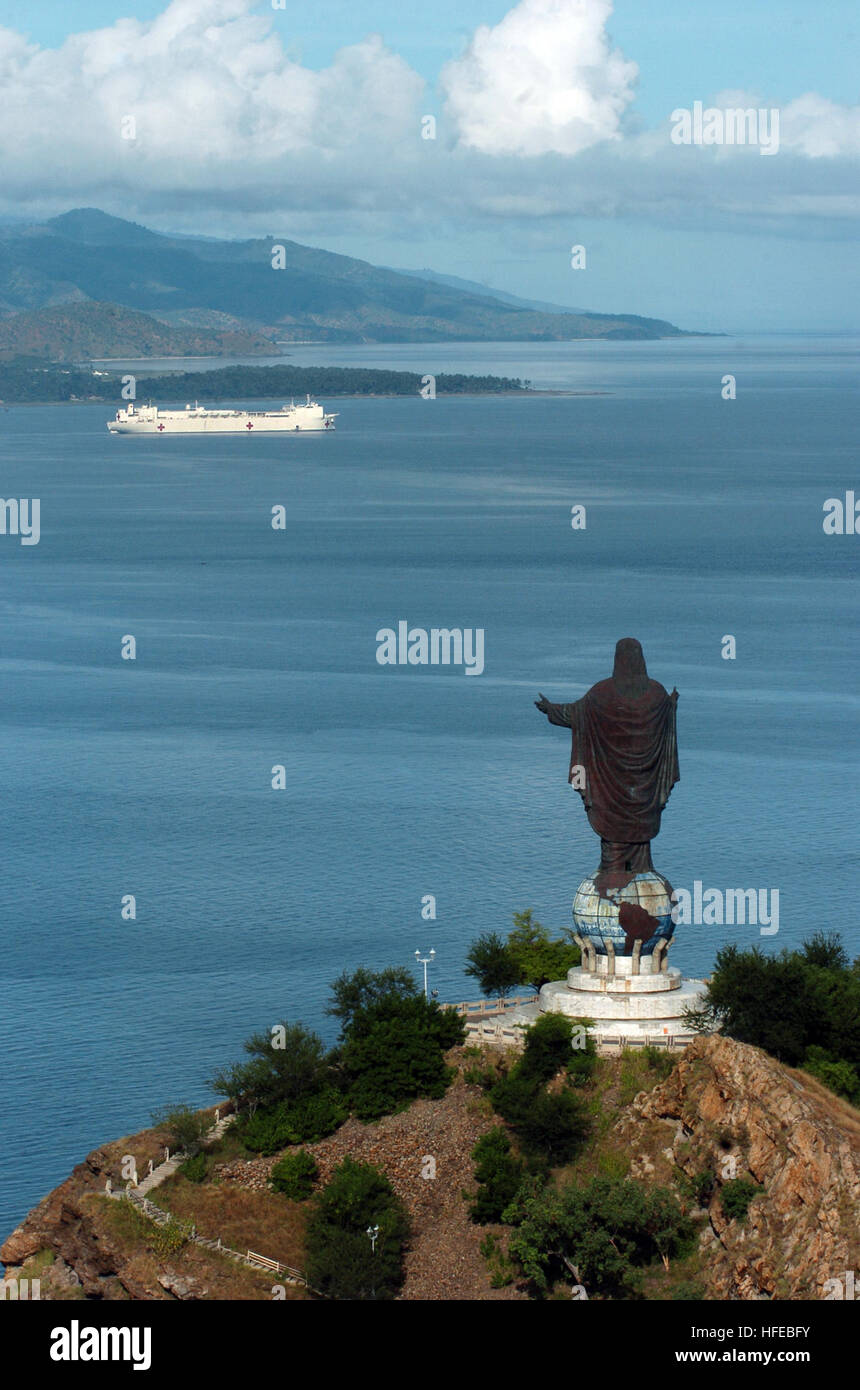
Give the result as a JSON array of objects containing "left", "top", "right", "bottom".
[{"left": 107, "top": 397, "right": 337, "bottom": 434}]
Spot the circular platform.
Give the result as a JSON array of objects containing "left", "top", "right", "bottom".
[{"left": 539, "top": 973, "right": 708, "bottom": 1030}]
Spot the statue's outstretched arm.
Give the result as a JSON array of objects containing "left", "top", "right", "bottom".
[{"left": 535, "top": 693, "right": 576, "bottom": 728}]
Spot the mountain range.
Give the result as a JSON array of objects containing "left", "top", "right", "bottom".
[{"left": 0, "top": 208, "right": 693, "bottom": 358}]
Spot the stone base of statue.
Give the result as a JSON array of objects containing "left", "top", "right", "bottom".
[{"left": 537, "top": 946, "right": 709, "bottom": 1043}]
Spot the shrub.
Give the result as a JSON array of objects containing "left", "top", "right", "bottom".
[
  {"left": 469, "top": 1128, "right": 526, "bottom": 1224},
  {"left": 282, "top": 1088, "right": 349, "bottom": 1142},
  {"left": 802, "top": 1046, "right": 859, "bottom": 1102},
  {"left": 479, "top": 1232, "right": 516, "bottom": 1287},
  {"left": 720, "top": 1178, "right": 763, "bottom": 1223},
  {"left": 179, "top": 1152, "right": 208, "bottom": 1184},
  {"left": 271, "top": 1150, "right": 318, "bottom": 1200},
  {"left": 305, "top": 1159, "right": 410, "bottom": 1301},
  {"left": 516, "top": 1087, "right": 591, "bottom": 1164},
  {"left": 151, "top": 1105, "right": 211, "bottom": 1158},
  {"left": 678, "top": 1168, "right": 716, "bottom": 1206},
  {"left": 567, "top": 1025, "right": 598, "bottom": 1086},
  {"left": 463, "top": 1065, "right": 498, "bottom": 1089},
  {"left": 641, "top": 1045, "right": 676, "bottom": 1079},
  {"left": 519, "top": 1014, "right": 577, "bottom": 1084},
  {"left": 237, "top": 1087, "right": 347, "bottom": 1155},
  {"left": 236, "top": 1106, "right": 291, "bottom": 1155},
  {"left": 671, "top": 1278, "right": 707, "bottom": 1300}
]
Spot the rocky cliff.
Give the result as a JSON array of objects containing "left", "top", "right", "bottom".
[{"left": 615, "top": 1035, "right": 860, "bottom": 1299}]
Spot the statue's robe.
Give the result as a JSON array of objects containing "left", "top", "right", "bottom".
[{"left": 543, "top": 678, "right": 679, "bottom": 883}]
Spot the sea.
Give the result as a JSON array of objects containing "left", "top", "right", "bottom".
[{"left": 0, "top": 333, "right": 857, "bottom": 1237}]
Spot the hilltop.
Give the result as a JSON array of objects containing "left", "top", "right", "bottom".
[
  {"left": 0, "top": 208, "right": 695, "bottom": 354},
  {"left": 3, "top": 1036, "right": 857, "bottom": 1301}
]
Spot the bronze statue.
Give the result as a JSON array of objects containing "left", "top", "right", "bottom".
[{"left": 535, "top": 638, "right": 679, "bottom": 900}]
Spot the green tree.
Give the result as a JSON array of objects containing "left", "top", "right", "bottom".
[
  {"left": 508, "top": 1176, "right": 692, "bottom": 1297},
  {"left": 684, "top": 945, "right": 815, "bottom": 1064},
  {"left": 517, "top": 1088, "right": 591, "bottom": 1164},
  {"left": 686, "top": 937, "right": 860, "bottom": 1073},
  {"left": 508, "top": 910, "right": 580, "bottom": 990},
  {"left": 305, "top": 1159, "right": 410, "bottom": 1300},
  {"left": 802, "top": 1046, "right": 859, "bottom": 1102},
  {"left": 208, "top": 1021, "right": 330, "bottom": 1112},
  {"left": 326, "top": 966, "right": 418, "bottom": 1039},
  {"left": 518, "top": 1013, "right": 578, "bottom": 1084},
  {"left": 464, "top": 932, "right": 521, "bottom": 998},
  {"left": 802, "top": 932, "right": 849, "bottom": 971},
  {"left": 469, "top": 1128, "right": 526, "bottom": 1225},
  {"left": 340, "top": 994, "right": 464, "bottom": 1121}
]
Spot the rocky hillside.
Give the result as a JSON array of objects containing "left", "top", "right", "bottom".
[
  {"left": 616, "top": 1035, "right": 860, "bottom": 1299},
  {"left": 3, "top": 1036, "right": 857, "bottom": 1300}
]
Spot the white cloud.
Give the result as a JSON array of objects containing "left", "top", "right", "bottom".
[
  {"left": 440, "top": 0, "right": 638, "bottom": 156},
  {"left": 780, "top": 94, "right": 860, "bottom": 158},
  {"left": 0, "top": 0, "right": 423, "bottom": 190},
  {"left": 0, "top": 0, "right": 856, "bottom": 239}
]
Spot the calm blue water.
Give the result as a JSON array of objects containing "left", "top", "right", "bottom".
[{"left": 1, "top": 334, "right": 858, "bottom": 1237}]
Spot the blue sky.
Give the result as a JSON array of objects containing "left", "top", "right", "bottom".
[{"left": 0, "top": 0, "right": 857, "bottom": 330}]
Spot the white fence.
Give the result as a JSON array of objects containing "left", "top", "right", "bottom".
[
  {"left": 463, "top": 1016, "right": 697, "bottom": 1054},
  {"left": 446, "top": 994, "right": 539, "bottom": 1017},
  {"left": 114, "top": 1187, "right": 316, "bottom": 1293}
]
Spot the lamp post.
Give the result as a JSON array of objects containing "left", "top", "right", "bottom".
[
  {"left": 367, "top": 1224, "right": 380, "bottom": 1254},
  {"left": 414, "top": 948, "right": 435, "bottom": 998}
]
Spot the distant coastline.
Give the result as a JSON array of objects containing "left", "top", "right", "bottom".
[{"left": 0, "top": 361, "right": 552, "bottom": 406}]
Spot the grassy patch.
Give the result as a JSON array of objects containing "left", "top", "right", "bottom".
[
  {"left": 100, "top": 1196, "right": 193, "bottom": 1258},
  {"left": 85, "top": 1194, "right": 303, "bottom": 1300},
  {"left": 153, "top": 1177, "right": 308, "bottom": 1271}
]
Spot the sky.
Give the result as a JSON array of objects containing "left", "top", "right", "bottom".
[{"left": 0, "top": 0, "right": 857, "bottom": 330}]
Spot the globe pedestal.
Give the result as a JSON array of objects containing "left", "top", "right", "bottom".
[
  {"left": 543, "top": 869, "right": 707, "bottom": 1045},
  {"left": 503, "top": 869, "right": 710, "bottom": 1052}
]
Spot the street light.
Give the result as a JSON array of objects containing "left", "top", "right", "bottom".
[
  {"left": 367, "top": 1224, "right": 380, "bottom": 1254},
  {"left": 414, "top": 948, "right": 435, "bottom": 998}
]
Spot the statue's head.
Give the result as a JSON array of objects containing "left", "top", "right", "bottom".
[{"left": 612, "top": 637, "right": 649, "bottom": 697}]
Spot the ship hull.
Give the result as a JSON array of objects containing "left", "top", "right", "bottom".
[
  {"left": 108, "top": 417, "right": 335, "bottom": 434},
  {"left": 107, "top": 400, "right": 337, "bottom": 435}
]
